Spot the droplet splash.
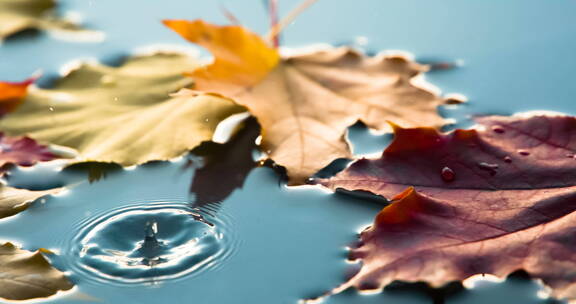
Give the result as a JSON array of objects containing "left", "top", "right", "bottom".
[
  {"left": 441, "top": 166, "right": 455, "bottom": 182},
  {"left": 137, "top": 220, "right": 166, "bottom": 266},
  {"left": 63, "top": 202, "right": 238, "bottom": 286},
  {"left": 477, "top": 162, "right": 499, "bottom": 176}
]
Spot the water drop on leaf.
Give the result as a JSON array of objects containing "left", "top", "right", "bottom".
[
  {"left": 518, "top": 150, "right": 530, "bottom": 156},
  {"left": 441, "top": 166, "right": 455, "bottom": 182},
  {"left": 492, "top": 126, "right": 505, "bottom": 133}
]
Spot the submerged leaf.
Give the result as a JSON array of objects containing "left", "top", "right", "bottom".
[
  {"left": 0, "top": 132, "right": 59, "bottom": 173},
  {"left": 0, "top": 0, "right": 82, "bottom": 39},
  {"left": 0, "top": 185, "right": 60, "bottom": 219},
  {"left": 0, "top": 242, "right": 73, "bottom": 301},
  {"left": 320, "top": 115, "right": 576, "bottom": 302},
  {"left": 0, "top": 79, "right": 33, "bottom": 115},
  {"left": 0, "top": 53, "right": 246, "bottom": 166},
  {"left": 164, "top": 20, "right": 455, "bottom": 184}
]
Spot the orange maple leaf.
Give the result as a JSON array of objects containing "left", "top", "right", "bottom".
[{"left": 0, "top": 79, "right": 34, "bottom": 115}]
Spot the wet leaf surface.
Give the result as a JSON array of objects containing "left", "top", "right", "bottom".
[
  {"left": 164, "top": 20, "right": 456, "bottom": 184},
  {"left": 319, "top": 114, "right": 576, "bottom": 301},
  {"left": 0, "top": 0, "right": 81, "bottom": 39},
  {"left": 0, "top": 242, "right": 73, "bottom": 300},
  {"left": 0, "top": 53, "right": 246, "bottom": 166},
  {"left": 0, "top": 185, "right": 60, "bottom": 219}
]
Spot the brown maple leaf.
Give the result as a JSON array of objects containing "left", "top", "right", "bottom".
[
  {"left": 318, "top": 114, "right": 576, "bottom": 302},
  {"left": 0, "top": 242, "right": 73, "bottom": 300},
  {"left": 163, "top": 20, "right": 458, "bottom": 185}
]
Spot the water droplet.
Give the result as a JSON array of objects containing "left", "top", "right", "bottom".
[
  {"left": 477, "top": 162, "right": 499, "bottom": 176},
  {"left": 144, "top": 220, "right": 158, "bottom": 240},
  {"left": 48, "top": 106, "right": 54, "bottom": 112},
  {"left": 491, "top": 126, "right": 505, "bottom": 134},
  {"left": 204, "top": 118, "right": 210, "bottom": 122},
  {"left": 518, "top": 150, "right": 530, "bottom": 156},
  {"left": 138, "top": 220, "right": 165, "bottom": 266},
  {"left": 113, "top": 97, "right": 119, "bottom": 102},
  {"left": 504, "top": 156, "right": 512, "bottom": 163},
  {"left": 441, "top": 166, "right": 455, "bottom": 182},
  {"left": 64, "top": 202, "right": 238, "bottom": 285}
]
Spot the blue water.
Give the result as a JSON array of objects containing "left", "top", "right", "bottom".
[{"left": 1, "top": 0, "right": 575, "bottom": 303}]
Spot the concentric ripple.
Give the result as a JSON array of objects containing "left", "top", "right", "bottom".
[{"left": 63, "top": 202, "right": 238, "bottom": 286}]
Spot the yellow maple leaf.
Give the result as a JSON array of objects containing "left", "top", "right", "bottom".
[{"left": 0, "top": 53, "right": 246, "bottom": 166}]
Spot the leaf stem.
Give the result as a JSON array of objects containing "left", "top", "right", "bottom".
[
  {"left": 269, "top": 0, "right": 280, "bottom": 48},
  {"left": 220, "top": 5, "right": 242, "bottom": 25},
  {"left": 265, "top": 0, "right": 319, "bottom": 46}
]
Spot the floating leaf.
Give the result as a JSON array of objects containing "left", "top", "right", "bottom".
[
  {"left": 164, "top": 20, "right": 456, "bottom": 184},
  {"left": 319, "top": 114, "right": 576, "bottom": 302},
  {"left": 0, "top": 185, "right": 60, "bottom": 219},
  {"left": 190, "top": 117, "right": 260, "bottom": 207},
  {"left": 0, "top": 53, "right": 246, "bottom": 166},
  {"left": 0, "top": 79, "right": 33, "bottom": 115},
  {"left": 0, "top": 132, "right": 59, "bottom": 174},
  {"left": 0, "top": 242, "right": 73, "bottom": 301},
  {"left": 0, "top": 0, "right": 82, "bottom": 39}
]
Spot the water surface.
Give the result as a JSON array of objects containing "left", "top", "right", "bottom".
[{"left": 1, "top": 0, "right": 575, "bottom": 303}]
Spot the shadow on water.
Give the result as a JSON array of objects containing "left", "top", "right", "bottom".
[
  {"left": 3, "top": 28, "right": 43, "bottom": 42},
  {"left": 327, "top": 270, "right": 566, "bottom": 304},
  {"left": 384, "top": 281, "right": 465, "bottom": 304},
  {"left": 347, "top": 121, "right": 392, "bottom": 156},
  {"left": 313, "top": 158, "right": 352, "bottom": 180},
  {"left": 63, "top": 162, "right": 123, "bottom": 183},
  {"left": 187, "top": 117, "right": 260, "bottom": 208}
]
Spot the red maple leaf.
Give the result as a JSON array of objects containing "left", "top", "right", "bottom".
[
  {"left": 319, "top": 114, "right": 576, "bottom": 302},
  {"left": 0, "top": 133, "right": 59, "bottom": 173}
]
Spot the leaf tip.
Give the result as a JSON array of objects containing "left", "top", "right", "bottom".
[{"left": 385, "top": 125, "right": 443, "bottom": 154}]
